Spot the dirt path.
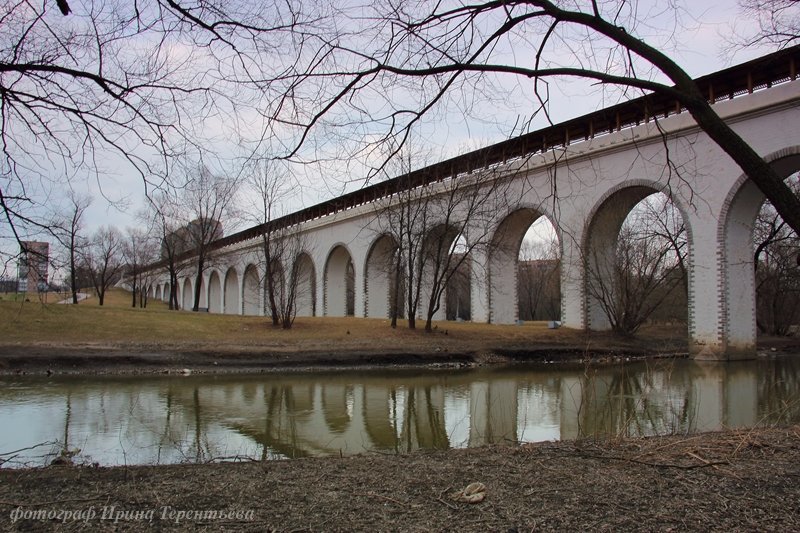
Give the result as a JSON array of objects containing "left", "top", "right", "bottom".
[{"left": 1, "top": 426, "right": 798, "bottom": 531}]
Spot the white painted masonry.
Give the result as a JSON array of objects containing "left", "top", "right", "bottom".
[{"left": 147, "top": 75, "right": 800, "bottom": 361}]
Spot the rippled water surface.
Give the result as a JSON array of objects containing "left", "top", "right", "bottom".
[{"left": 1, "top": 357, "right": 799, "bottom": 467}]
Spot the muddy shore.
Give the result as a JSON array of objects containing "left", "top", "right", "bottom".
[
  {"left": 0, "top": 341, "right": 689, "bottom": 376},
  {"left": 1, "top": 426, "right": 798, "bottom": 531},
  {"left": 1, "top": 334, "right": 798, "bottom": 376}
]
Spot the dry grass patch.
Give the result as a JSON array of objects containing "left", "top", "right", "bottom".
[{"left": 0, "top": 288, "right": 689, "bottom": 360}]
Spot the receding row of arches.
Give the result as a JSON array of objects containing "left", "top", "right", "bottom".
[{"left": 150, "top": 151, "right": 798, "bottom": 349}]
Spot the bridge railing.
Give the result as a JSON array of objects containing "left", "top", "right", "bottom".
[{"left": 147, "top": 45, "right": 800, "bottom": 272}]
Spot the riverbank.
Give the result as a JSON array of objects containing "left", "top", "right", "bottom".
[
  {"left": 2, "top": 289, "right": 798, "bottom": 375},
  {"left": 0, "top": 289, "right": 697, "bottom": 375},
  {"left": 1, "top": 425, "right": 798, "bottom": 531},
  {"left": 0, "top": 333, "right": 690, "bottom": 376}
]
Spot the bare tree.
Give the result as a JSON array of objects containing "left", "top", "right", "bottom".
[
  {"left": 754, "top": 172, "right": 800, "bottom": 334},
  {"left": 244, "top": 158, "right": 313, "bottom": 328},
  {"left": 246, "top": 160, "right": 289, "bottom": 326},
  {"left": 586, "top": 195, "right": 688, "bottom": 336},
  {"left": 181, "top": 164, "right": 240, "bottom": 312},
  {"left": 275, "top": 232, "right": 313, "bottom": 328},
  {"left": 518, "top": 238, "right": 561, "bottom": 321},
  {"left": 374, "top": 147, "right": 435, "bottom": 329},
  {"left": 144, "top": 192, "right": 187, "bottom": 310},
  {"left": 122, "top": 227, "right": 156, "bottom": 308},
  {"left": 266, "top": 1, "right": 800, "bottom": 237},
  {"left": 0, "top": 0, "right": 305, "bottom": 264},
  {"left": 736, "top": 0, "right": 800, "bottom": 48},
  {"left": 84, "top": 225, "right": 123, "bottom": 306},
  {"left": 378, "top": 154, "right": 516, "bottom": 331},
  {"left": 52, "top": 192, "right": 92, "bottom": 304}
]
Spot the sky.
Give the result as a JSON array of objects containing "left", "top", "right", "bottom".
[{"left": 0, "top": 0, "right": 779, "bottom": 278}]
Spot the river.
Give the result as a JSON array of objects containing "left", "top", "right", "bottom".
[{"left": 1, "top": 356, "right": 798, "bottom": 467}]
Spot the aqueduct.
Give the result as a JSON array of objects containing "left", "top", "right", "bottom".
[{"left": 145, "top": 47, "right": 800, "bottom": 361}]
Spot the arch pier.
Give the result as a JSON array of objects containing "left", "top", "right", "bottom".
[{"left": 141, "top": 48, "right": 800, "bottom": 361}]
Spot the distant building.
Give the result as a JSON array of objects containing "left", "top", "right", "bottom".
[{"left": 18, "top": 241, "right": 50, "bottom": 292}]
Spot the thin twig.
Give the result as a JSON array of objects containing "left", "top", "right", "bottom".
[{"left": 354, "top": 491, "right": 409, "bottom": 507}]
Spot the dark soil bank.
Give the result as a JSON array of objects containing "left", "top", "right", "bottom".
[{"left": 1, "top": 426, "right": 799, "bottom": 531}]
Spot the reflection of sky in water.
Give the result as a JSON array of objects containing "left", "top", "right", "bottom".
[
  {"left": 444, "top": 388, "right": 470, "bottom": 448},
  {"left": 517, "top": 384, "right": 560, "bottom": 443},
  {"left": 1, "top": 357, "right": 799, "bottom": 468}
]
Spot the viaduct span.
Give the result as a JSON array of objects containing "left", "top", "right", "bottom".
[{"left": 146, "top": 47, "right": 800, "bottom": 361}]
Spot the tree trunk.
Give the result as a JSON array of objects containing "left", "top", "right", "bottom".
[{"left": 192, "top": 256, "right": 204, "bottom": 312}]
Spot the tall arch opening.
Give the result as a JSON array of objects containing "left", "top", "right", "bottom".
[
  {"left": 293, "top": 252, "right": 316, "bottom": 317},
  {"left": 488, "top": 209, "right": 560, "bottom": 324},
  {"left": 417, "top": 223, "right": 463, "bottom": 323},
  {"left": 364, "top": 234, "right": 397, "bottom": 318},
  {"left": 446, "top": 234, "right": 471, "bottom": 321},
  {"left": 324, "top": 245, "right": 355, "bottom": 317},
  {"left": 585, "top": 187, "right": 688, "bottom": 336},
  {"left": 724, "top": 154, "right": 800, "bottom": 356},
  {"left": 181, "top": 278, "right": 193, "bottom": 311},
  {"left": 518, "top": 217, "right": 561, "bottom": 321},
  {"left": 208, "top": 271, "right": 222, "bottom": 313},
  {"left": 243, "top": 264, "right": 261, "bottom": 315},
  {"left": 224, "top": 267, "right": 240, "bottom": 315}
]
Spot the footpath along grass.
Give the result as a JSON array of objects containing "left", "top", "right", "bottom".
[{"left": 0, "top": 288, "right": 688, "bottom": 355}]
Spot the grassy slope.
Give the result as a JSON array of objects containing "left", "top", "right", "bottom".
[{"left": 0, "top": 288, "right": 688, "bottom": 356}]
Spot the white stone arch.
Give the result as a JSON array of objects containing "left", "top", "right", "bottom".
[
  {"left": 582, "top": 179, "right": 694, "bottom": 332},
  {"left": 154, "top": 284, "right": 162, "bottom": 301},
  {"left": 294, "top": 251, "right": 316, "bottom": 317},
  {"left": 487, "top": 205, "right": 562, "bottom": 324},
  {"left": 208, "top": 270, "right": 222, "bottom": 313},
  {"left": 418, "top": 222, "right": 464, "bottom": 321},
  {"left": 363, "top": 234, "right": 398, "bottom": 318},
  {"left": 242, "top": 264, "right": 262, "bottom": 316},
  {"left": 163, "top": 282, "right": 171, "bottom": 303},
  {"left": 181, "top": 277, "right": 194, "bottom": 311},
  {"left": 324, "top": 243, "right": 355, "bottom": 316},
  {"left": 719, "top": 146, "right": 800, "bottom": 358},
  {"left": 223, "top": 266, "right": 241, "bottom": 315}
]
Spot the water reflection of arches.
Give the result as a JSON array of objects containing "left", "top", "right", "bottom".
[
  {"left": 322, "top": 384, "right": 352, "bottom": 433},
  {"left": 8, "top": 361, "right": 799, "bottom": 467},
  {"left": 468, "top": 378, "right": 519, "bottom": 446},
  {"left": 362, "top": 386, "right": 398, "bottom": 449},
  {"left": 400, "top": 386, "right": 448, "bottom": 450}
]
